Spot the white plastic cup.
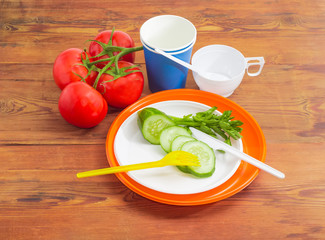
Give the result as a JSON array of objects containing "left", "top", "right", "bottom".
[
  {"left": 191, "top": 45, "right": 265, "bottom": 97},
  {"left": 140, "top": 15, "right": 197, "bottom": 92}
]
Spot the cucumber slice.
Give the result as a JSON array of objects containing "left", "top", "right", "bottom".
[
  {"left": 171, "top": 136, "right": 197, "bottom": 174},
  {"left": 138, "top": 107, "right": 175, "bottom": 145},
  {"left": 159, "top": 126, "right": 191, "bottom": 153},
  {"left": 171, "top": 135, "right": 196, "bottom": 152},
  {"left": 177, "top": 164, "right": 191, "bottom": 174},
  {"left": 181, "top": 141, "right": 216, "bottom": 178}
]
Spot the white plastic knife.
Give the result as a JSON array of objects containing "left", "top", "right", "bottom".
[{"left": 190, "top": 127, "right": 285, "bottom": 179}]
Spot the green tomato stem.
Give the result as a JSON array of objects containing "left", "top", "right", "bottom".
[
  {"left": 88, "top": 45, "right": 143, "bottom": 66},
  {"left": 91, "top": 45, "right": 143, "bottom": 89},
  {"left": 92, "top": 61, "right": 114, "bottom": 90}
]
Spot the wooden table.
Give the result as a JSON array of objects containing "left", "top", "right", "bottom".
[{"left": 1, "top": 0, "right": 325, "bottom": 239}]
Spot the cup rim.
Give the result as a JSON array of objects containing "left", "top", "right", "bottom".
[
  {"left": 140, "top": 15, "right": 197, "bottom": 52},
  {"left": 141, "top": 36, "right": 196, "bottom": 55},
  {"left": 192, "top": 45, "right": 247, "bottom": 82}
]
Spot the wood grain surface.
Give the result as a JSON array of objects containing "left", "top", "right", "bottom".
[{"left": 1, "top": 0, "right": 325, "bottom": 239}]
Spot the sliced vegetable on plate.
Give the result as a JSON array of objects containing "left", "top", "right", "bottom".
[
  {"left": 159, "top": 126, "right": 191, "bottom": 153},
  {"left": 137, "top": 106, "right": 243, "bottom": 178},
  {"left": 137, "top": 107, "right": 175, "bottom": 144},
  {"left": 180, "top": 140, "right": 216, "bottom": 178}
]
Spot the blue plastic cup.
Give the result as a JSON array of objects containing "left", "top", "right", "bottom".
[{"left": 140, "top": 15, "right": 197, "bottom": 93}]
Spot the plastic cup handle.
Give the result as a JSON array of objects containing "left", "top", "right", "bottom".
[{"left": 245, "top": 57, "right": 265, "bottom": 77}]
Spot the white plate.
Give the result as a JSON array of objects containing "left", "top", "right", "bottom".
[{"left": 114, "top": 100, "right": 242, "bottom": 194}]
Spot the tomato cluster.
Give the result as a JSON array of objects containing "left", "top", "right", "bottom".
[{"left": 53, "top": 29, "right": 144, "bottom": 128}]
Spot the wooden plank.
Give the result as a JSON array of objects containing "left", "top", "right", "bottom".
[{"left": 1, "top": 65, "right": 323, "bottom": 144}]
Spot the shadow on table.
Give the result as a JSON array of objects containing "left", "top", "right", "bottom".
[{"left": 121, "top": 188, "right": 253, "bottom": 219}]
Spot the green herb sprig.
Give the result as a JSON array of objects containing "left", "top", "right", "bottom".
[{"left": 169, "top": 106, "right": 243, "bottom": 145}]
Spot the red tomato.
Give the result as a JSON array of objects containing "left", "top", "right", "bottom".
[
  {"left": 96, "top": 61, "right": 144, "bottom": 109},
  {"left": 58, "top": 82, "right": 108, "bottom": 128},
  {"left": 53, "top": 48, "right": 97, "bottom": 90},
  {"left": 89, "top": 30, "right": 135, "bottom": 69}
]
